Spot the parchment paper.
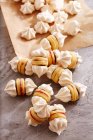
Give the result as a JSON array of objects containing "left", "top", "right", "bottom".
[{"left": 1, "top": 0, "right": 93, "bottom": 58}]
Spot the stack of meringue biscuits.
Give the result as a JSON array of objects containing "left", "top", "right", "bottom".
[{"left": 4, "top": 0, "right": 87, "bottom": 136}]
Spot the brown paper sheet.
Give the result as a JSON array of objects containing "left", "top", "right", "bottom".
[{"left": 1, "top": 0, "right": 93, "bottom": 58}]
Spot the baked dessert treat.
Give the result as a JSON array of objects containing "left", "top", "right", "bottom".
[
  {"left": 26, "top": 107, "right": 46, "bottom": 126},
  {"left": 4, "top": 78, "right": 37, "bottom": 97},
  {"left": 55, "top": 82, "right": 87, "bottom": 102},
  {"left": 32, "top": 84, "right": 54, "bottom": 104},
  {"left": 31, "top": 48, "right": 55, "bottom": 66},
  {"left": 31, "top": 47, "right": 48, "bottom": 77},
  {"left": 53, "top": 11, "right": 68, "bottom": 24},
  {"left": 34, "top": 21, "right": 50, "bottom": 34},
  {"left": 47, "top": 50, "right": 56, "bottom": 66},
  {"left": 20, "top": 1, "right": 35, "bottom": 14},
  {"left": 30, "top": 48, "right": 82, "bottom": 69},
  {"left": 47, "top": 65, "right": 73, "bottom": 86},
  {"left": 37, "top": 10, "right": 54, "bottom": 23},
  {"left": 49, "top": 23, "right": 64, "bottom": 34},
  {"left": 30, "top": 47, "right": 59, "bottom": 66},
  {"left": 53, "top": 32, "right": 67, "bottom": 50},
  {"left": 34, "top": 0, "right": 45, "bottom": 10},
  {"left": 45, "top": 34, "right": 59, "bottom": 50},
  {"left": 20, "top": 27, "right": 36, "bottom": 40},
  {"left": 40, "top": 32, "right": 67, "bottom": 50},
  {"left": 32, "top": 66, "right": 48, "bottom": 77},
  {"left": 49, "top": 0, "right": 64, "bottom": 11},
  {"left": 32, "top": 56, "right": 48, "bottom": 66},
  {"left": 49, "top": 104, "right": 67, "bottom": 135},
  {"left": 9, "top": 57, "right": 33, "bottom": 76},
  {"left": 57, "top": 50, "right": 82, "bottom": 69},
  {"left": 32, "top": 98, "right": 52, "bottom": 118},
  {"left": 40, "top": 38, "right": 51, "bottom": 50},
  {"left": 31, "top": 57, "right": 48, "bottom": 77},
  {"left": 65, "top": 0, "right": 81, "bottom": 15},
  {"left": 64, "top": 20, "right": 81, "bottom": 36},
  {"left": 31, "top": 47, "right": 49, "bottom": 58},
  {"left": 31, "top": 84, "right": 54, "bottom": 118}
]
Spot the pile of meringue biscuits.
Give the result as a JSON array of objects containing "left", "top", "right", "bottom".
[{"left": 4, "top": 0, "right": 87, "bottom": 136}]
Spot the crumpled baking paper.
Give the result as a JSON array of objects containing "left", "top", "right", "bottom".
[{"left": 1, "top": 0, "right": 93, "bottom": 58}]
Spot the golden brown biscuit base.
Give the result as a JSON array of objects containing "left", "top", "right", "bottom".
[
  {"left": 34, "top": 89, "right": 51, "bottom": 103},
  {"left": 20, "top": 78, "right": 25, "bottom": 96},
  {"left": 46, "top": 0, "right": 50, "bottom": 4},
  {"left": 16, "top": 78, "right": 25, "bottom": 96},
  {"left": 29, "top": 111, "right": 39, "bottom": 125},
  {"left": 68, "top": 52, "right": 78, "bottom": 69},
  {"left": 47, "top": 35, "right": 59, "bottom": 50},
  {"left": 48, "top": 52, "right": 52, "bottom": 66},
  {"left": 17, "top": 59, "right": 28, "bottom": 74},
  {"left": 30, "top": 107, "right": 46, "bottom": 124},
  {"left": 48, "top": 51, "right": 56, "bottom": 66},
  {"left": 30, "top": 108, "right": 46, "bottom": 124},
  {"left": 49, "top": 111, "right": 66, "bottom": 121},
  {"left": 16, "top": 78, "right": 21, "bottom": 96},
  {"left": 32, "top": 57, "right": 48, "bottom": 66},
  {"left": 71, "top": 84, "right": 79, "bottom": 101},
  {"left": 67, "top": 84, "right": 79, "bottom": 101},
  {"left": 51, "top": 67, "right": 63, "bottom": 83}
]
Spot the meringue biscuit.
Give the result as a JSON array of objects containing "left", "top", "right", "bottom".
[
  {"left": 20, "top": 1, "right": 35, "bottom": 15},
  {"left": 65, "top": 1, "right": 81, "bottom": 15},
  {"left": 48, "top": 51, "right": 56, "bottom": 66},
  {"left": 34, "top": 0, "right": 45, "bottom": 10},
  {"left": 51, "top": 67, "right": 63, "bottom": 83},
  {"left": 64, "top": 20, "right": 81, "bottom": 36},
  {"left": 33, "top": 89, "right": 51, "bottom": 103},
  {"left": 49, "top": 110, "right": 66, "bottom": 122},
  {"left": 32, "top": 57, "right": 48, "bottom": 66},
  {"left": 30, "top": 107, "right": 46, "bottom": 125},
  {"left": 17, "top": 59, "right": 28, "bottom": 74},
  {"left": 53, "top": 32, "right": 67, "bottom": 49},
  {"left": 68, "top": 52, "right": 78, "bottom": 69},
  {"left": 37, "top": 10, "right": 54, "bottom": 23},
  {"left": 16, "top": 78, "right": 26, "bottom": 96},
  {"left": 34, "top": 21, "right": 50, "bottom": 34},
  {"left": 67, "top": 84, "right": 79, "bottom": 101},
  {"left": 47, "top": 35, "right": 59, "bottom": 50},
  {"left": 20, "top": 27, "right": 36, "bottom": 40}
]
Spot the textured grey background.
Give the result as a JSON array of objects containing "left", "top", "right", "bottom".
[{"left": 0, "top": 1, "right": 93, "bottom": 140}]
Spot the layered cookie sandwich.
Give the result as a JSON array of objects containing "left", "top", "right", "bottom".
[
  {"left": 9, "top": 57, "right": 33, "bottom": 76},
  {"left": 55, "top": 82, "right": 87, "bottom": 102},
  {"left": 49, "top": 104, "right": 67, "bottom": 135},
  {"left": 31, "top": 47, "right": 48, "bottom": 77},
  {"left": 26, "top": 107, "right": 46, "bottom": 126},
  {"left": 40, "top": 32, "right": 67, "bottom": 50},
  {"left": 31, "top": 84, "right": 54, "bottom": 118},
  {"left": 56, "top": 50, "right": 82, "bottom": 69},
  {"left": 47, "top": 65, "right": 73, "bottom": 86},
  {"left": 4, "top": 78, "right": 37, "bottom": 97}
]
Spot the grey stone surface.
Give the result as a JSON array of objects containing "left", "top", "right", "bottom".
[{"left": 0, "top": 1, "right": 93, "bottom": 140}]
